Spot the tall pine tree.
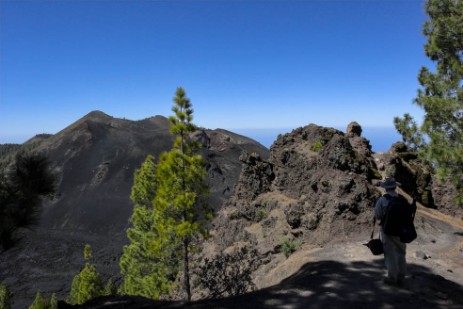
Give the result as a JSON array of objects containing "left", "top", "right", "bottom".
[
  {"left": 120, "top": 88, "right": 211, "bottom": 300},
  {"left": 158, "top": 87, "right": 211, "bottom": 300},
  {"left": 119, "top": 155, "right": 176, "bottom": 298},
  {"left": 394, "top": 0, "right": 463, "bottom": 204}
]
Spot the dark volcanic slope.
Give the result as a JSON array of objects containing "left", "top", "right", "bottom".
[
  {"left": 0, "top": 111, "right": 269, "bottom": 308},
  {"left": 34, "top": 111, "right": 173, "bottom": 235},
  {"left": 30, "top": 110, "right": 268, "bottom": 235}
]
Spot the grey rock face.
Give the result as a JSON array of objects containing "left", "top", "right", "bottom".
[
  {"left": 212, "top": 123, "right": 381, "bottom": 254},
  {"left": 377, "top": 141, "right": 461, "bottom": 217},
  {"left": 346, "top": 121, "right": 362, "bottom": 137}
]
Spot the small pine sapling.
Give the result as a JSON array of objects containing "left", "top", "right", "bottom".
[
  {"left": 0, "top": 282, "right": 11, "bottom": 309},
  {"left": 28, "top": 290, "right": 49, "bottom": 309},
  {"left": 67, "top": 245, "right": 103, "bottom": 305}
]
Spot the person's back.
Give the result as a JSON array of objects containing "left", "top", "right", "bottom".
[
  {"left": 374, "top": 177, "right": 410, "bottom": 286},
  {"left": 382, "top": 194, "right": 409, "bottom": 236}
]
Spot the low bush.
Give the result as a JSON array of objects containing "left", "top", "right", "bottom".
[
  {"left": 281, "top": 239, "right": 300, "bottom": 258},
  {"left": 196, "top": 247, "right": 257, "bottom": 298}
]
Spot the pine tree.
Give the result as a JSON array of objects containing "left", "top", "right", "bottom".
[
  {"left": 158, "top": 87, "right": 211, "bottom": 301},
  {"left": 67, "top": 245, "right": 103, "bottom": 305},
  {"left": 394, "top": 0, "right": 463, "bottom": 204},
  {"left": 119, "top": 87, "right": 211, "bottom": 301},
  {"left": 119, "top": 155, "right": 175, "bottom": 298},
  {"left": 0, "top": 153, "right": 55, "bottom": 251},
  {"left": 0, "top": 282, "right": 11, "bottom": 309},
  {"left": 28, "top": 291, "right": 57, "bottom": 309},
  {"left": 102, "top": 278, "right": 117, "bottom": 296},
  {"left": 28, "top": 290, "right": 49, "bottom": 309},
  {"left": 49, "top": 294, "right": 57, "bottom": 309}
]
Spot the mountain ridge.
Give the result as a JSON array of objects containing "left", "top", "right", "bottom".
[{"left": 1, "top": 114, "right": 462, "bottom": 308}]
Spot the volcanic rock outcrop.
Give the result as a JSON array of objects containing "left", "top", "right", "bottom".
[
  {"left": 206, "top": 123, "right": 382, "bottom": 285},
  {"left": 374, "top": 141, "right": 462, "bottom": 217},
  {"left": 2, "top": 117, "right": 463, "bottom": 308}
]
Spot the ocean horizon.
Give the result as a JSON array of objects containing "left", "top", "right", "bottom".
[
  {"left": 232, "top": 126, "right": 402, "bottom": 153},
  {"left": 1, "top": 126, "right": 402, "bottom": 154}
]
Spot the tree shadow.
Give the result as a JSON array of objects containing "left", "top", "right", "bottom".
[
  {"left": 62, "top": 259, "right": 463, "bottom": 308},
  {"left": 189, "top": 259, "right": 463, "bottom": 309}
]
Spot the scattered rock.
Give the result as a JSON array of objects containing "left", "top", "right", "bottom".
[{"left": 416, "top": 251, "right": 432, "bottom": 260}]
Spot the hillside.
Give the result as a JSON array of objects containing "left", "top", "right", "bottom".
[
  {"left": 60, "top": 121, "right": 463, "bottom": 308},
  {"left": 193, "top": 122, "right": 462, "bottom": 308},
  {"left": 58, "top": 119, "right": 463, "bottom": 309},
  {"left": 1, "top": 118, "right": 462, "bottom": 308},
  {"left": 13, "top": 110, "right": 269, "bottom": 235},
  {"left": 0, "top": 111, "right": 269, "bottom": 308}
]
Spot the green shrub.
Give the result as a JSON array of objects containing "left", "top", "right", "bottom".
[
  {"left": 281, "top": 239, "right": 300, "bottom": 258},
  {"left": 0, "top": 282, "right": 11, "bottom": 309},
  {"left": 103, "top": 278, "right": 117, "bottom": 296},
  {"left": 83, "top": 244, "right": 93, "bottom": 261},
  {"left": 66, "top": 245, "right": 103, "bottom": 305},
  {"left": 256, "top": 209, "right": 267, "bottom": 220},
  {"left": 49, "top": 294, "right": 57, "bottom": 309},
  {"left": 28, "top": 291, "right": 57, "bottom": 309},
  {"left": 229, "top": 211, "right": 240, "bottom": 220},
  {"left": 29, "top": 290, "right": 55, "bottom": 309},
  {"left": 312, "top": 141, "right": 323, "bottom": 152}
]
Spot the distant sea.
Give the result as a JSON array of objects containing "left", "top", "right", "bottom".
[
  {"left": 232, "top": 126, "right": 402, "bottom": 153},
  {"left": 1, "top": 127, "right": 402, "bottom": 153}
]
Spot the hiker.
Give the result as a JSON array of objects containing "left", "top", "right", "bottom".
[{"left": 374, "top": 177, "right": 409, "bottom": 286}]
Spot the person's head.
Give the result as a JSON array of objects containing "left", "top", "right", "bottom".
[{"left": 380, "top": 177, "right": 401, "bottom": 191}]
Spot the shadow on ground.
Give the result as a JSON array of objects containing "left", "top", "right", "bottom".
[{"left": 61, "top": 259, "right": 463, "bottom": 309}]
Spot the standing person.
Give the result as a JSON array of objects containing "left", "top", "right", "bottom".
[{"left": 375, "top": 177, "right": 408, "bottom": 286}]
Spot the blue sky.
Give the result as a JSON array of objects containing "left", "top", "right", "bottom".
[{"left": 0, "top": 0, "right": 429, "bottom": 150}]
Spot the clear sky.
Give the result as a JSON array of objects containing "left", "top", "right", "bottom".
[{"left": 0, "top": 0, "right": 429, "bottom": 150}]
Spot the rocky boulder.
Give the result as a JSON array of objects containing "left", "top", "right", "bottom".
[
  {"left": 432, "top": 179, "right": 462, "bottom": 217},
  {"left": 208, "top": 123, "right": 382, "bottom": 279},
  {"left": 346, "top": 121, "right": 373, "bottom": 159},
  {"left": 372, "top": 141, "right": 462, "bottom": 217},
  {"left": 346, "top": 121, "right": 362, "bottom": 137},
  {"left": 380, "top": 142, "right": 434, "bottom": 206}
]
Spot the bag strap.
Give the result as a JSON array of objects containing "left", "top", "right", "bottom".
[{"left": 380, "top": 193, "right": 395, "bottom": 227}]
